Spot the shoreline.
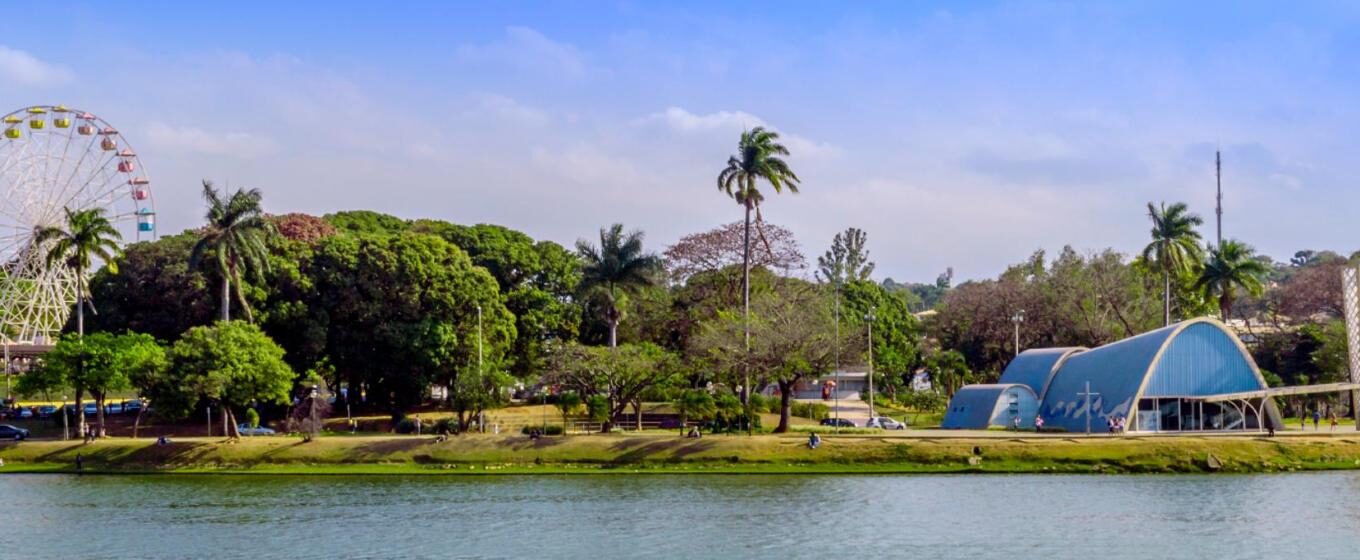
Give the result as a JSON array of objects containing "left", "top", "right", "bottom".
[{"left": 3, "top": 433, "right": 1360, "bottom": 476}]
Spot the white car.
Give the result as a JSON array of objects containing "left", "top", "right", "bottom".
[
  {"left": 865, "top": 417, "right": 906, "bottom": 430},
  {"left": 237, "top": 424, "right": 276, "bottom": 436}
]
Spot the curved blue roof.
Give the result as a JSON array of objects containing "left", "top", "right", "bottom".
[
  {"left": 1038, "top": 318, "right": 1266, "bottom": 432},
  {"left": 942, "top": 384, "right": 1039, "bottom": 429},
  {"left": 997, "top": 347, "right": 1085, "bottom": 400}
]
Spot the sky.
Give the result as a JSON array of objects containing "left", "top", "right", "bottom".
[{"left": 2, "top": 1, "right": 1358, "bottom": 283}]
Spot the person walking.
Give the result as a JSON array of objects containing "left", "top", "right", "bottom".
[
  {"left": 1313, "top": 409, "right": 1321, "bottom": 431},
  {"left": 1330, "top": 411, "right": 1339, "bottom": 432},
  {"left": 1034, "top": 416, "right": 1045, "bottom": 433}
]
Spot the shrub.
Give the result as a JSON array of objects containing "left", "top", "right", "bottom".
[
  {"left": 791, "top": 402, "right": 830, "bottom": 420},
  {"left": 747, "top": 393, "right": 772, "bottom": 413},
  {"left": 586, "top": 395, "right": 610, "bottom": 423},
  {"left": 245, "top": 408, "right": 260, "bottom": 429},
  {"left": 433, "top": 418, "right": 457, "bottom": 435},
  {"left": 394, "top": 418, "right": 416, "bottom": 434},
  {"left": 520, "top": 425, "right": 564, "bottom": 436}
]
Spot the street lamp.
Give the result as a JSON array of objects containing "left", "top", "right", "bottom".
[
  {"left": 476, "top": 304, "right": 484, "bottom": 374},
  {"left": 866, "top": 306, "right": 876, "bottom": 420},
  {"left": 1011, "top": 309, "right": 1026, "bottom": 357},
  {"left": 61, "top": 395, "right": 68, "bottom": 441}
]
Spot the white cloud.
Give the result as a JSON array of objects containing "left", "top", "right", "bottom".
[
  {"left": 466, "top": 93, "right": 549, "bottom": 125},
  {"left": 0, "top": 46, "right": 74, "bottom": 86},
  {"left": 531, "top": 144, "right": 643, "bottom": 187},
  {"left": 144, "top": 122, "right": 279, "bottom": 159},
  {"left": 640, "top": 107, "right": 842, "bottom": 159},
  {"left": 455, "top": 27, "right": 586, "bottom": 78}
]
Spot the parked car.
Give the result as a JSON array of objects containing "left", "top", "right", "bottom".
[
  {"left": 36, "top": 405, "right": 56, "bottom": 418},
  {"left": 237, "top": 424, "right": 276, "bottom": 436},
  {"left": 865, "top": 417, "right": 906, "bottom": 430},
  {"left": 105, "top": 403, "right": 124, "bottom": 415},
  {"left": 0, "top": 424, "right": 29, "bottom": 440},
  {"left": 124, "top": 400, "right": 143, "bottom": 413},
  {"left": 819, "top": 417, "right": 857, "bottom": 428},
  {"left": 17, "top": 407, "right": 33, "bottom": 419},
  {"left": 82, "top": 403, "right": 98, "bottom": 416}
]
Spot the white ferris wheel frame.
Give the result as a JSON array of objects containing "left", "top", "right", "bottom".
[{"left": 0, "top": 105, "right": 157, "bottom": 344}]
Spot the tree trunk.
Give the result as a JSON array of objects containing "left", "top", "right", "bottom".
[
  {"left": 776, "top": 380, "right": 793, "bottom": 433},
  {"left": 133, "top": 405, "right": 145, "bottom": 439},
  {"left": 1220, "top": 292, "right": 1233, "bottom": 322},
  {"left": 226, "top": 406, "right": 239, "bottom": 439},
  {"left": 742, "top": 202, "right": 753, "bottom": 435},
  {"left": 75, "top": 389, "right": 85, "bottom": 441},
  {"left": 608, "top": 317, "right": 618, "bottom": 349},
  {"left": 221, "top": 272, "right": 232, "bottom": 322},
  {"left": 76, "top": 274, "right": 85, "bottom": 337},
  {"left": 95, "top": 394, "right": 105, "bottom": 438},
  {"left": 634, "top": 399, "right": 642, "bottom": 431},
  {"left": 1163, "top": 270, "right": 1171, "bottom": 326}
]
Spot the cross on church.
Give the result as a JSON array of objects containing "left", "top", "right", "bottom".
[{"left": 1077, "top": 381, "right": 1100, "bottom": 436}]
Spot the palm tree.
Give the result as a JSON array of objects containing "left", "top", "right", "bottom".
[
  {"left": 1142, "top": 202, "right": 1204, "bottom": 326},
  {"left": 576, "top": 224, "right": 661, "bottom": 348},
  {"left": 189, "top": 180, "right": 273, "bottom": 322},
  {"left": 35, "top": 207, "right": 123, "bottom": 337},
  {"left": 35, "top": 206, "right": 122, "bottom": 439},
  {"left": 717, "top": 126, "right": 799, "bottom": 424},
  {"left": 1195, "top": 239, "right": 1269, "bottom": 321}
]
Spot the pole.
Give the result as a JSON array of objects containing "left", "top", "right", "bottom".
[
  {"left": 866, "top": 307, "right": 876, "bottom": 420},
  {"left": 206, "top": 405, "right": 212, "bottom": 438},
  {"left": 833, "top": 284, "right": 840, "bottom": 434},
  {"left": 1215, "top": 150, "right": 1223, "bottom": 247},
  {"left": 61, "top": 396, "right": 68, "bottom": 441}
]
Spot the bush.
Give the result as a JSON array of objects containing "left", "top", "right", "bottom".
[
  {"left": 747, "top": 393, "right": 772, "bottom": 414},
  {"left": 520, "top": 425, "right": 564, "bottom": 436},
  {"left": 791, "top": 402, "right": 830, "bottom": 420},
  {"left": 586, "top": 395, "right": 610, "bottom": 423},
  {"left": 245, "top": 408, "right": 260, "bottom": 429},
  {"left": 433, "top": 418, "right": 457, "bottom": 435}
]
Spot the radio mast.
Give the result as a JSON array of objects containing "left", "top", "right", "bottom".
[{"left": 1215, "top": 150, "right": 1223, "bottom": 246}]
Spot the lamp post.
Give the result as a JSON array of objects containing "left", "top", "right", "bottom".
[
  {"left": 61, "top": 395, "right": 68, "bottom": 441},
  {"left": 833, "top": 282, "right": 841, "bottom": 433},
  {"left": 866, "top": 306, "right": 876, "bottom": 420},
  {"left": 1011, "top": 309, "right": 1026, "bottom": 357}
]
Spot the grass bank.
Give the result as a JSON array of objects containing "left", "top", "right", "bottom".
[{"left": 3, "top": 433, "right": 1360, "bottom": 475}]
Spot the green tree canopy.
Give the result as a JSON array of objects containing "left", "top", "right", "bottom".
[{"left": 168, "top": 321, "right": 295, "bottom": 438}]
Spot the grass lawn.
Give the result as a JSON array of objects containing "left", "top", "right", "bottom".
[{"left": 3, "top": 430, "right": 1360, "bottom": 475}]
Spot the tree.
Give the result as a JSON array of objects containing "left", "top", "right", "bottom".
[
  {"left": 691, "top": 284, "right": 841, "bottom": 433},
  {"left": 16, "top": 332, "right": 162, "bottom": 438},
  {"left": 308, "top": 233, "right": 513, "bottom": 417},
  {"left": 816, "top": 227, "right": 875, "bottom": 284},
  {"left": 663, "top": 220, "right": 805, "bottom": 283},
  {"left": 673, "top": 389, "right": 716, "bottom": 435},
  {"left": 555, "top": 391, "right": 582, "bottom": 429},
  {"left": 548, "top": 342, "right": 678, "bottom": 432},
  {"left": 35, "top": 207, "right": 123, "bottom": 337},
  {"left": 89, "top": 233, "right": 216, "bottom": 341},
  {"left": 926, "top": 349, "right": 973, "bottom": 397},
  {"left": 1142, "top": 202, "right": 1204, "bottom": 326},
  {"left": 168, "top": 321, "right": 295, "bottom": 439},
  {"left": 270, "top": 213, "right": 338, "bottom": 244},
  {"left": 1195, "top": 239, "right": 1270, "bottom": 320},
  {"left": 190, "top": 181, "right": 275, "bottom": 322},
  {"left": 576, "top": 224, "right": 662, "bottom": 348},
  {"left": 840, "top": 280, "right": 921, "bottom": 398},
  {"left": 717, "top": 126, "right": 801, "bottom": 426}
]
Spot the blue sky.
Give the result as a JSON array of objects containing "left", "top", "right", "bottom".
[{"left": 2, "top": 1, "right": 1358, "bottom": 281}]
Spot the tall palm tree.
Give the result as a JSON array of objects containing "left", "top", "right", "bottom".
[
  {"left": 35, "top": 206, "right": 122, "bottom": 439},
  {"left": 717, "top": 127, "right": 799, "bottom": 424},
  {"left": 1195, "top": 239, "right": 1269, "bottom": 321},
  {"left": 576, "top": 224, "right": 661, "bottom": 348},
  {"left": 189, "top": 181, "right": 273, "bottom": 322},
  {"left": 35, "top": 207, "right": 122, "bottom": 337},
  {"left": 1142, "top": 202, "right": 1204, "bottom": 326}
]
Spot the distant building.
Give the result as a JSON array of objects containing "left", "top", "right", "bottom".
[{"left": 943, "top": 318, "right": 1286, "bottom": 432}]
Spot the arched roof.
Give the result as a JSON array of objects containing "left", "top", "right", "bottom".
[
  {"left": 1038, "top": 318, "right": 1266, "bottom": 432},
  {"left": 997, "top": 347, "right": 1085, "bottom": 400},
  {"left": 941, "top": 384, "right": 1038, "bottom": 429}
]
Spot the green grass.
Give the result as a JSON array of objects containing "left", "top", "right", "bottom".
[{"left": 3, "top": 432, "right": 1360, "bottom": 475}]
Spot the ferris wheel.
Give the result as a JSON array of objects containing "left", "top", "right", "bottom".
[{"left": 0, "top": 105, "right": 157, "bottom": 344}]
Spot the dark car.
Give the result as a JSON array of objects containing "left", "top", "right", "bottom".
[
  {"left": 818, "top": 417, "right": 856, "bottom": 428},
  {"left": 0, "top": 424, "right": 30, "bottom": 440}
]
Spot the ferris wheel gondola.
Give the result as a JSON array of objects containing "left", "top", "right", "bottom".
[{"left": 0, "top": 105, "right": 157, "bottom": 344}]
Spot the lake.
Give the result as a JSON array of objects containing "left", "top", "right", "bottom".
[{"left": 1, "top": 472, "right": 1357, "bottom": 559}]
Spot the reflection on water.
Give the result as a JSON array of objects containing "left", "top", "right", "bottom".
[{"left": 0, "top": 472, "right": 1358, "bottom": 559}]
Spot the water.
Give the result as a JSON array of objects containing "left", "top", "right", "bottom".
[{"left": 1, "top": 472, "right": 1358, "bottom": 559}]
